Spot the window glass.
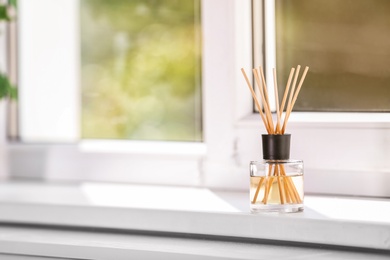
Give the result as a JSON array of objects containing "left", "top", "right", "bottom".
[
  {"left": 275, "top": 0, "right": 390, "bottom": 112},
  {"left": 81, "top": 0, "right": 202, "bottom": 141}
]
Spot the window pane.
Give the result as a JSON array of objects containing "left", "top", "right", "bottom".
[
  {"left": 81, "top": 0, "right": 202, "bottom": 141},
  {"left": 275, "top": 0, "right": 390, "bottom": 112}
]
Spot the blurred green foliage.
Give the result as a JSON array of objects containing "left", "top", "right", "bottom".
[
  {"left": 0, "top": 73, "right": 17, "bottom": 99},
  {"left": 81, "top": 0, "right": 202, "bottom": 141},
  {"left": 0, "top": 1, "right": 17, "bottom": 100},
  {"left": 9, "top": 0, "right": 17, "bottom": 8},
  {"left": 0, "top": 5, "right": 11, "bottom": 21}
]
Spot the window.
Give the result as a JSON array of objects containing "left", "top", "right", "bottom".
[
  {"left": 274, "top": 0, "right": 390, "bottom": 112},
  {"left": 19, "top": 0, "right": 202, "bottom": 142},
  {"left": 9, "top": 0, "right": 390, "bottom": 197},
  {"left": 81, "top": 0, "right": 202, "bottom": 141},
  {"left": 251, "top": 0, "right": 390, "bottom": 197},
  {"left": 255, "top": 0, "right": 390, "bottom": 112},
  {"left": 14, "top": 0, "right": 252, "bottom": 187}
]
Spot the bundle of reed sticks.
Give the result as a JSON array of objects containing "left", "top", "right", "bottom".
[
  {"left": 241, "top": 65, "right": 309, "bottom": 205},
  {"left": 241, "top": 65, "right": 308, "bottom": 134}
]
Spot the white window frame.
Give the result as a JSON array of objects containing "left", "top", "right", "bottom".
[
  {"left": 9, "top": 0, "right": 253, "bottom": 188},
  {"left": 6, "top": 0, "right": 390, "bottom": 197}
]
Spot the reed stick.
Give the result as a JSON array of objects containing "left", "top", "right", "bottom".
[
  {"left": 279, "top": 165, "right": 301, "bottom": 203},
  {"left": 281, "top": 66, "right": 309, "bottom": 133},
  {"left": 259, "top": 67, "right": 271, "bottom": 113},
  {"left": 260, "top": 162, "right": 299, "bottom": 205},
  {"left": 262, "top": 165, "right": 274, "bottom": 204},
  {"left": 262, "top": 177, "right": 274, "bottom": 204},
  {"left": 253, "top": 69, "right": 274, "bottom": 133},
  {"left": 252, "top": 177, "right": 265, "bottom": 204},
  {"left": 241, "top": 68, "right": 270, "bottom": 133},
  {"left": 281, "top": 65, "right": 301, "bottom": 133},
  {"left": 284, "top": 180, "right": 291, "bottom": 203},
  {"left": 276, "top": 165, "right": 285, "bottom": 204},
  {"left": 273, "top": 68, "right": 282, "bottom": 134},
  {"left": 279, "top": 68, "right": 295, "bottom": 116}
]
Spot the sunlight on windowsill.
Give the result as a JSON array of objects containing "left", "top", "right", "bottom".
[{"left": 80, "top": 183, "right": 241, "bottom": 213}]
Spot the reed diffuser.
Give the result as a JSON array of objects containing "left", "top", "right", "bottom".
[{"left": 241, "top": 65, "right": 309, "bottom": 213}]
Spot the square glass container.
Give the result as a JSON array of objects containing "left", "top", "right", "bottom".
[{"left": 250, "top": 160, "right": 304, "bottom": 213}]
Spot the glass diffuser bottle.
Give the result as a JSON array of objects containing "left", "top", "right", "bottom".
[
  {"left": 241, "top": 65, "right": 309, "bottom": 213},
  {"left": 250, "top": 134, "right": 304, "bottom": 213}
]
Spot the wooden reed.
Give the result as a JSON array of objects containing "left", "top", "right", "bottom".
[
  {"left": 273, "top": 68, "right": 282, "bottom": 134},
  {"left": 253, "top": 69, "right": 274, "bottom": 133},
  {"left": 241, "top": 68, "right": 270, "bottom": 133}
]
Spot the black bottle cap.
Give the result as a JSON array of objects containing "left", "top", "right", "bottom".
[{"left": 262, "top": 134, "right": 291, "bottom": 160}]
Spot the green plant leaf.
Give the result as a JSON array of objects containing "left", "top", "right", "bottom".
[
  {"left": 0, "top": 5, "right": 11, "bottom": 21},
  {"left": 9, "top": 0, "right": 17, "bottom": 8},
  {"left": 0, "top": 73, "right": 17, "bottom": 100},
  {"left": 0, "top": 75, "right": 9, "bottom": 99}
]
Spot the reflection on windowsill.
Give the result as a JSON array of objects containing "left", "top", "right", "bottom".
[{"left": 81, "top": 183, "right": 243, "bottom": 213}]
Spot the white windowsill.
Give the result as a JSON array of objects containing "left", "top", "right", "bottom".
[{"left": 0, "top": 182, "right": 389, "bottom": 253}]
